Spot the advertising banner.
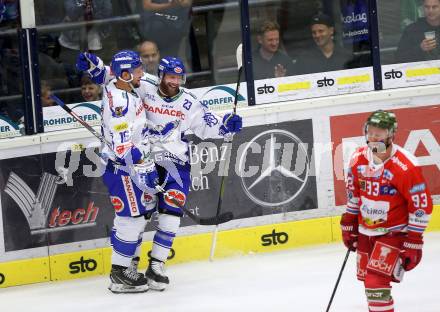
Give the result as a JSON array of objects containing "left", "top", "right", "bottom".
[
  {"left": 0, "top": 115, "right": 22, "bottom": 139},
  {"left": 382, "top": 60, "right": 440, "bottom": 89},
  {"left": 0, "top": 149, "right": 112, "bottom": 252},
  {"left": 39, "top": 82, "right": 247, "bottom": 135},
  {"left": 255, "top": 67, "right": 374, "bottom": 105},
  {"left": 330, "top": 105, "right": 440, "bottom": 206},
  {"left": 43, "top": 101, "right": 101, "bottom": 132},
  {"left": 1, "top": 119, "right": 317, "bottom": 252},
  {"left": 186, "top": 119, "right": 317, "bottom": 220},
  {"left": 340, "top": 0, "right": 369, "bottom": 46},
  {"left": 189, "top": 82, "right": 248, "bottom": 112}
]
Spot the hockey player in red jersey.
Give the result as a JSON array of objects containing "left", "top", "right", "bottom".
[{"left": 340, "top": 110, "right": 433, "bottom": 312}]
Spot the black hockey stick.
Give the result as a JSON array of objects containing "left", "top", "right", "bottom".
[
  {"left": 50, "top": 94, "right": 233, "bottom": 226},
  {"left": 209, "top": 44, "right": 243, "bottom": 259},
  {"left": 50, "top": 94, "right": 113, "bottom": 151},
  {"left": 325, "top": 249, "right": 351, "bottom": 312},
  {"left": 214, "top": 43, "right": 242, "bottom": 219},
  {"left": 155, "top": 185, "right": 233, "bottom": 226}
]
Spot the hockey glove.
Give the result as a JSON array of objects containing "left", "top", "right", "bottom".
[
  {"left": 401, "top": 233, "right": 423, "bottom": 271},
  {"left": 340, "top": 213, "right": 359, "bottom": 251},
  {"left": 220, "top": 113, "right": 242, "bottom": 135},
  {"left": 132, "top": 160, "right": 159, "bottom": 191},
  {"left": 76, "top": 52, "right": 106, "bottom": 84},
  {"left": 0, "top": 3, "right": 6, "bottom": 23}
]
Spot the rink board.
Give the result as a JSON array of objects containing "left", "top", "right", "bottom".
[
  {"left": 1, "top": 84, "right": 440, "bottom": 288},
  {"left": 0, "top": 207, "right": 439, "bottom": 288}
]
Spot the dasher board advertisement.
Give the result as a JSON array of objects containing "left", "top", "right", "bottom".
[
  {"left": 1, "top": 119, "right": 316, "bottom": 253},
  {"left": 41, "top": 82, "right": 248, "bottom": 134},
  {"left": 330, "top": 105, "right": 440, "bottom": 206},
  {"left": 186, "top": 119, "right": 317, "bottom": 221},
  {"left": 0, "top": 115, "right": 22, "bottom": 139},
  {"left": 382, "top": 60, "right": 440, "bottom": 89},
  {"left": 43, "top": 101, "right": 101, "bottom": 132},
  {"left": 255, "top": 67, "right": 374, "bottom": 105}
]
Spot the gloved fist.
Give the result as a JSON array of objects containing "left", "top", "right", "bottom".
[
  {"left": 132, "top": 160, "right": 159, "bottom": 191},
  {"left": 76, "top": 52, "right": 96, "bottom": 71},
  {"left": 401, "top": 233, "right": 423, "bottom": 271},
  {"left": 220, "top": 113, "right": 242, "bottom": 135},
  {"left": 76, "top": 52, "right": 106, "bottom": 84},
  {"left": 340, "top": 213, "right": 358, "bottom": 251}
]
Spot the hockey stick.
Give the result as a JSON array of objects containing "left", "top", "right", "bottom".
[
  {"left": 325, "top": 249, "right": 351, "bottom": 312},
  {"left": 50, "top": 94, "right": 232, "bottom": 226},
  {"left": 50, "top": 94, "right": 113, "bottom": 151},
  {"left": 209, "top": 44, "right": 243, "bottom": 260},
  {"left": 155, "top": 185, "right": 233, "bottom": 226}
]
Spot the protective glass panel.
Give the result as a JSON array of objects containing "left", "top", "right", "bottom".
[
  {"left": 34, "top": 0, "right": 243, "bottom": 132},
  {"left": 250, "top": 0, "right": 373, "bottom": 104},
  {"left": 0, "top": 1, "right": 25, "bottom": 138},
  {"left": 378, "top": 0, "right": 440, "bottom": 89}
]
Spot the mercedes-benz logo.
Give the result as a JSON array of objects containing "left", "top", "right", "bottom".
[{"left": 238, "top": 129, "right": 309, "bottom": 207}]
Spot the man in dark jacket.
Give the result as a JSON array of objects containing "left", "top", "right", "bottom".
[
  {"left": 295, "top": 14, "right": 353, "bottom": 74},
  {"left": 396, "top": 0, "right": 440, "bottom": 63},
  {"left": 252, "top": 20, "right": 294, "bottom": 80}
]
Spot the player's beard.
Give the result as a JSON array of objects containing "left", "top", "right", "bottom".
[
  {"left": 131, "top": 80, "right": 141, "bottom": 88},
  {"left": 160, "top": 82, "right": 179, "bottom": 97}
]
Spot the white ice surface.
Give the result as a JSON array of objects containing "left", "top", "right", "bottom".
[{"left": 1, "top": 232, "right": 439, "bottom": 312}]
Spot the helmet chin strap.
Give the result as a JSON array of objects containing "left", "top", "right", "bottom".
[
  {"left": 119, "top": 73, "right": 134, "bottom": 83},
  {"left": 118, "top": 73, "right": 140, "bottom": 96}
]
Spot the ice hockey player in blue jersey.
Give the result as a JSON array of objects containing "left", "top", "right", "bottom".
[
  {"left": 77, "top": 52, "right": 243, "bottom": 291},
  {"left": 140, "top": 56, "right": 242, "bottom": 291},
  {"left": 100, "top": 50, "right": 159, "bottom": 294}
]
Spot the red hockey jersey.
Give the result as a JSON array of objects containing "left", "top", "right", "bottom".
[{"left": 345, "top": 144, "right": 432, "bottom": 236}]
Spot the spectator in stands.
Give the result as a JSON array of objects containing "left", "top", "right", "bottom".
[
  {"left": 41, "top": 81, "right": 55, "bottom": 107},
  {"left": 58, "top": 0, "right": 112, "bottom": 68},
  {"left": 396, "top": 0, "right": 440, "bottom": 63},
  {"left": 137, "top": 40, "right": 160, "bottom": 76},
  {"left": 401, "top": 0, "right": 425, "bottom": 30},
  {"left": 0, "top": 0, "right": 23, "bottom": 124},
  {"left": 0, "top": 0, "right": 18, "bottom": 26},
  {"left": 140, "top": 0, "right": 192, "bottom": 58},
  {"left": 295, "top": 14, "right": 353, "bottom": 74},
  {"left": 80, "top": 75, "right": 101, "bottom": 102},
  {"left": 252, "top": 20, "right": 294, "bottom": 80}
]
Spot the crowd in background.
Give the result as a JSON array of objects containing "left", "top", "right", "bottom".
[{"left": 1, "top": 0, "right": 439, "bottom": 126}]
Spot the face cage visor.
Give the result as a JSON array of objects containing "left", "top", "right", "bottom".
[{"left": 364, "top": 124, "right": 394, "bottom": 153}]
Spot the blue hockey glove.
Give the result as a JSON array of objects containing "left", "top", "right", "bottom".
[
  {"left": 0, "top": 3, "right": 6, "bottom": 23},
  {"left": 220, "top": 113, "right": 242, "bottom": 135},
  {"left": 76, "top": 52, "right": 106, "bottom": 84},
  {"left": 132, "top": 160, "right": 159, "bottom": 191}
]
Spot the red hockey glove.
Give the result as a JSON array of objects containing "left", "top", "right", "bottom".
[
  {"left": 340, "top": 213, "right": 359, "bottom": 252},
  {"left": 401, "top": 233, "right": 423, "bottom": 271}
]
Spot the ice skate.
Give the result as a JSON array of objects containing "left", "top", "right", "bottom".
[
  {"left": 145, "top": 258, "right": 169, "bottom": 291},
  {"left": 108, "top": 264, "right": 148, "bottom": 294}
]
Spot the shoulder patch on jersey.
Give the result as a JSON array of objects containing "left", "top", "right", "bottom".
[
  {"left": 109, "top": 91, "right": 129, "bottom": 118},
  {"left": 409, "top": 183, "right": 426, "bottom": 194},
  {"left": 383, "top": 169, "right": 394, "bottom": 181},
  {"left": 113, "top": 105, "right": 128, "bottom": 117},
  {"left": 379, "top": 185, "right": 397, "bottom": 195}
]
